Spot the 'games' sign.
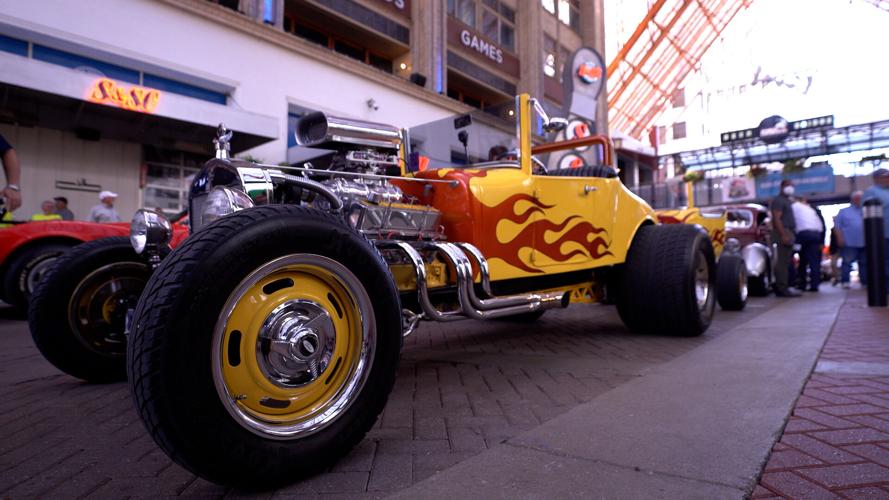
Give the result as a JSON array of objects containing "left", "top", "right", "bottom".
[
  {"left": 460, "top": 30, "right": 503, "bottom": 64},
  {"left": 447, "top": 18, "right": 519, "bottom": 76}
]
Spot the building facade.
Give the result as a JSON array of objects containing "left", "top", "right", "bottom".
[{"left": 0, "top": 0, "right": 606, "bottom": 222}]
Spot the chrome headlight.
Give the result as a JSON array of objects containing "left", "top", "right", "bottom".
[
  {"left": 201, "top": 186, "right": 254, "bottom": 226},
  {"left": 130, "top": 209, "right": 173, "bottom": 254},
  {"left": 724, "top": 237, "right": 742, "bottom": 254}
]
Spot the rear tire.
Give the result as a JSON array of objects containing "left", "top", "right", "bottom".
[
  {"left": 716, "top": 254, "right": 748, "bottom": 311},
  {"left": 616, "top": 224, "right": 716, "bottom": 337},
  {"left": 28, "top": 237, "right": 148, "bottom": 382},
  {"left": 4, "top": 242, "right": 73, "bottom": 309},
  {"left": 128, "top": 205, "right": 402, "bottom": 487}
]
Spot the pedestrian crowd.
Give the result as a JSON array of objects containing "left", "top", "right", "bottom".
[{"left": 770, "top": 168, "right": 889, "bottom": 296}]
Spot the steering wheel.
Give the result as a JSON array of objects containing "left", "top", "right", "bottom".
[{"left": 493, "top": 149, "right": 548, "bottom": 174}]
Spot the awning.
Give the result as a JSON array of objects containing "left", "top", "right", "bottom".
[{"left": 0, "top": 52, "right": 278, "bottom": 152}]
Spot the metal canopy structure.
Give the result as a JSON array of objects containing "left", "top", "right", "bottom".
[
  {"left": 666, "top": 119, "right": 889, "bottom": 171},
  {"left": 859, "top": 0, "right": 889, "bottom": 11},
  {"left": 607, "top": 0, "right": 754, "bottom": 140},
  {"left": 607, "top": 0, "right": 889, "bottom": 142}
]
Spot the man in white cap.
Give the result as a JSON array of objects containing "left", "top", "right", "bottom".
[{"left": 90, "top": 190, "right": 121, "bottom": 222}]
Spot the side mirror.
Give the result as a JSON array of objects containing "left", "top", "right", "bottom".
[
  {"left": 530, "top": 98, "right": 568, "bottom": 134},
  {"left": 543, "top": 117, "right": 568, "bottom": 134}
]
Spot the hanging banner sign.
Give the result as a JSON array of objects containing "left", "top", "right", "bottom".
[
  {"left": 721, "top": 176, "right": 756, "bottom": 202},
  {"left": 754, "top": 166, "right": 836, "bottom": 198}
]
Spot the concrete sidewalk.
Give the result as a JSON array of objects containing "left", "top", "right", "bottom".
[
  {"left": 755, "top": 290, "right": 889, "bottom": 499},
  {"left": 391, "top": 288, "right": 847, "bottom": 499}
]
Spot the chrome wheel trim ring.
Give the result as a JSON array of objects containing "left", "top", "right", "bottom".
[{"left": 211, "top": 254, "right": 376, "bottom": 441}]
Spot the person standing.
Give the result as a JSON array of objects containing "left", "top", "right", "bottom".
[
  {"left": 863, "top": 168, "right": 889, "bottom": 283},
  {"left": 31, "top": 200, "right": 62, "bottom": 221},
  {"left": 53, "top": 196, "right": 74, "bottom": 221},
  {"left": 792, "top": 197, "right": 825, "bottom": 291},
  {"left": 90, "top": 190, "right": 121, "bottom": 223},
  {"left": 834, "top": 191, "right": 867, "bottom": 289},
  {"left": 770, "top": 179, "right": 801, "bottom": 296},
  {"left": 0, "top": 132, "right": 22, "bottom": 212}
]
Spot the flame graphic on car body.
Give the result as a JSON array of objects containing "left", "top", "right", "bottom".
[
  {"left": 710, "top": 228, "right": 726, "bottom": 247},
  {"left": 655, "top": 211, "right": 695, "bottom": 225},
  {"left": 483, "top": 193, "right": 612, "bottom": 274}
]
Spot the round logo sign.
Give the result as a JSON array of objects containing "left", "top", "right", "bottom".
[
  {"left": 757, "top": 115, "right": 790, "bottom": 144},
  {"left": 565, "top": 119, "right": 593, "bottom": 151},
  {"left": 558, "top": 153, "right": 586, "bottom": 170},
  {"left": 576, "top": 61, "right": 603, "bottom": 85}
]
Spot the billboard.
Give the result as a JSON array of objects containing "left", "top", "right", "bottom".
[{"left": 754, "top": 166, "right": 836, "bottom": 198}]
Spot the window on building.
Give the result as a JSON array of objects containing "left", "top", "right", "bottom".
[
  {"left": 543, "top": 35, "right": 557, "bottom": 78},
  {"left": 543, "top": 0, "right": 580, "bottom": 32},
  {"left": 212, "top": 0, "right": 241, "bottom": 12},
  {"left": 541, "top": 0, "right": 556, "bottom": 14},
  {"left": 672, "top": 122, "right": 687, "bottom": 140},
  {"left": 334, "top": 40, "right": 364, "bottom": 61},
  {"left": 450, "top": 0, "right": 477, "bottom": 27},
  {"left": 292, "top": 21, "right": 328, "bottom": 47},
  {"left": 447, "top": 86, "right": 487, "bottom": 110},
  {"left": 450, "top": 0, "right": 516, "bottom": 52},
  {"left": 142, "top": 153, "right": 201, "bottom": 214},
  {"left": 671, "top": 88, "right": 686, "bottom": 108},
  {"left": 284, "top": 19, "right": 394, "bottom": 74},
  {"left": 558, "top": 45, "right": 571, "bottom": 82},
  {"left": 0, "top": 34, "right": 27, "bottom": 57}
]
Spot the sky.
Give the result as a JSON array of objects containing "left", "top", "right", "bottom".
[
  {"left": 606, "top": 0, "right": 889, "bottom": 133},
  {"left": 700, "top": 0, "right": 889, "bottom": 129}
]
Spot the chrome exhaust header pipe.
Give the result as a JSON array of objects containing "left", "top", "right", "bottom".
[
  {"left": 376, "top": 240, "right": 569, "bottom": 324},
  {"left": 375, "top": 241, "right": 464, "bottom": 322},
  {"left": 429, "top": 243, "right": 567, "bottom": 320}
]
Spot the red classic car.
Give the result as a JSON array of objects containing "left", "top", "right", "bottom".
[
  {"left": 720, "top": 203, "right": 773, "bottom": 296},
  {"left": 0, "top": 216, "right": 188, "bottom": 309}
]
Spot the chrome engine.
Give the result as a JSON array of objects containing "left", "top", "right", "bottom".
[{"left": 295, "top": 112, "right": 443, "bottom": 240}]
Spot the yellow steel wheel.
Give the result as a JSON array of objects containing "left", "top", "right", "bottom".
[
  {"left": 211, "top": 253, "right": 376, "bottom": 439},
  {"left": 67, "top": 261, "right": 150, "bottom": 358}
]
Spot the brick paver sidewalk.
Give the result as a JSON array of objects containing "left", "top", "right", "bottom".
[{"left": 755, "top": 290, "right": 889, "bottom": 499}]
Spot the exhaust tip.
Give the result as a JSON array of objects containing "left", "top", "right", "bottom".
[{"left": 561, "top": 292, "right": 571, "bottom": 308}]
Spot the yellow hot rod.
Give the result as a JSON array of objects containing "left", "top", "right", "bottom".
[
  {"left": 127, "top": 94, "right": 718, "bottom": 486},
  {"left": 656, "top": 199, "right": 748, "bottom": 311}
]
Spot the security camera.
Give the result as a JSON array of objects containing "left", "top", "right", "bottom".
[{"left": 366, "top": 98, "right": 379, "bottom": 111}]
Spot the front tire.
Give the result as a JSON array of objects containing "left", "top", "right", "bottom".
[
  {"left": 28, "top": 237, "right": 149, "bottom": 382},
  {"left": 616, "top": 224, "right": 716, "bottom": 337},
  {"left": 716, "top": 254, "right": 748, "bottom": 311},
  {"left": 128, "top": 205, "right": 402, "bottom": 487}
]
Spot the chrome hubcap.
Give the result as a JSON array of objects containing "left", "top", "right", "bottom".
[
  {"left": 257, "top": 300, "right": 335, "bottom": 388},
  {"left": 694, "top": 251, "right": 710, "bottom": 310}
]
